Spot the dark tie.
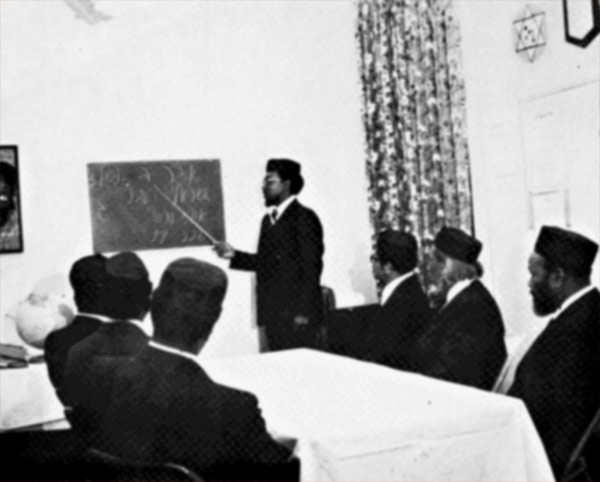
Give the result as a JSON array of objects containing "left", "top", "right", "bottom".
[{"left": 271, "top": 209, "right": 278, "bottom": 224}]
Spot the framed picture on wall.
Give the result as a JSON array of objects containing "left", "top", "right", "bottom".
[{"left": 0, "top": 145, "right": 24, "bottom": 253}]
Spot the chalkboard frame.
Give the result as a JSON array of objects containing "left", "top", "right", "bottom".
[{"left": 87, "top": 159, "right": 226, "bottom": 253}]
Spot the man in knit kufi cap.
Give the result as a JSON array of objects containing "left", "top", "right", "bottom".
[{"left": 72, "top": 257, "right": 297, "bottom": 480}]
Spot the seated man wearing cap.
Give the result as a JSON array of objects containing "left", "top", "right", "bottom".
[
  {"left": 411, "top": 227, "right": 507, "bottom": 390},
  {"left": 45, "top": 254, "right": 109, "bottom": 401},
  {"left": 508, "top": 226, "right": 599, "bottom": 479},
  {"left": 62, "top": 252, "right": 152, "bottom": 408},
  {"left": 215, "top": 158, "right": 324, "bottom": 352},
  {"left": 361, "top": 230, "right": 432, "bottom": 371},
  {"left": 69, "top": 258, "right": 297, "bottom": 481}
]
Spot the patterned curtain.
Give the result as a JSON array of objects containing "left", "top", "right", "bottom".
[{"left": 357, "top": 0, "right": 474, "bottom": 305}]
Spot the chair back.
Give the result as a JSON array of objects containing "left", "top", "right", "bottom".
[
  {"left": 321, "top": 286, "right": 336, "bottom": 315},
  {"left": 561, "top": 407, "right": 600, "bottom": 482},
  {"left": 315, "top": 286, "right": 336, "bottom": 350},
  {"left": 85, "top": 448, "right": 204, "bottom": 482}
]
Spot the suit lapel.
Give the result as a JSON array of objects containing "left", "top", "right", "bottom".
[{"left": 423, "top": 282, "right": 477, "bottom": 346}]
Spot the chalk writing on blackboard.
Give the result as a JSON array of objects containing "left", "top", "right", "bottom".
[{"left": 87, "top": 160, "right": 225, "bottom": 253}]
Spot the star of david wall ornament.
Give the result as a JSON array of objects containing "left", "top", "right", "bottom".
[{"left": 514, "top": 5, "right": 547, "bottom": 63}]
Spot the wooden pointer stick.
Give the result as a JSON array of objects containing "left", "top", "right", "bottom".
[{"left": 152, "top": 184, "right": 218, "bottom": 245}]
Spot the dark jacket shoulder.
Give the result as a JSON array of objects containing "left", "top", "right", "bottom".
[{"left": 44, "top": 315, "right": 103, "bottom": 391}]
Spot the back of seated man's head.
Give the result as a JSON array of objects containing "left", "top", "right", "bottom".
[
  {"left": 151, "top": 258, "right": 228, "bottom": 352},
  {"left": 103, "top": 252, "right": 152, "bottom": 321},
  {"left": 69, "top": 254, "right": 109, "bottom": 313}
]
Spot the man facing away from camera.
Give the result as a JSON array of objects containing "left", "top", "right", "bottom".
[{"left": 67, "top": 258, "right": 298, "bottom": 481}]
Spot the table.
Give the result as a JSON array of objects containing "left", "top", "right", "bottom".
[
  {"left": 0, "top": 363, "right": 65, "bottom": 431},
  {"left": 202, "top": 349, "right": 553, "bottom": 481},
  {"left": 1, "top": 349, "right": 554, "bottom": 481}
]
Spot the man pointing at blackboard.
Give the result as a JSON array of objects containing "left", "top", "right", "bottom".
[{"left": 214, "top": 159, "right": 324, "bottom": 352}]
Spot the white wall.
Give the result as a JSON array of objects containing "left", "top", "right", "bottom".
[
  {"left": 0, "top": 0, "right": 377, "bottom": 358},
  {"left": 2, "top": 0, "right": 598, "bottom": 353},
  {"left": 456, "top": 0, "right": 600, "bottom": 335}
]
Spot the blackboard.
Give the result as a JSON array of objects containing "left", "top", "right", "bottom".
[{"left": 87, "top": 160, "right": 225, "bottom": 253}]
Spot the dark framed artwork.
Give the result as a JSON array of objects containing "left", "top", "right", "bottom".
[
  {"left": 563, "top": 0, "right": 600, "bottom": 48},
  {"left": 0, "top": 145, "right": 24, "bottom": 253}
]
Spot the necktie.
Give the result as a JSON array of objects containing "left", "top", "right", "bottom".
[{"left": 271, "top": 209, "right": 278, "bottom": 224}]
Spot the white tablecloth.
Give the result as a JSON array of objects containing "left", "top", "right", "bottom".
[
  {"left": 0, "top": 363, "right": 65, "bottom": 430},
  {"left": 1, "top": 349, "right": 554, "bottom": 481},
  {"left": 203, "top": 349, "right": 554, "bottom": 482}
]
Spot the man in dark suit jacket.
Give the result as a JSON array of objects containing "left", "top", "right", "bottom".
[
  {"left": 361, "top": 230, "right": 432, "bottom": 371},
  {"left": 69, "top": 258, "right": 297, "bottom": 481},
  {"left": 45, "top": 252, "right": 152, "bottom": 404},
  {"left": 412, "top": 227, "right": 506, "bottom": 390},
  {"left": 215, "top": 159, "right": 324, "bottom": 351},
  {"left": 45, "top": 254, "right": 108, "bottom": 397},
  {"left": 508, "top": 226, "right": 599, "bottom": 479}
]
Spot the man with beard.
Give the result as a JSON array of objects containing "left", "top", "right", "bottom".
[
  {"left": 508, "top": 226, "right": 599, "bottom": 479},
  {"left": 411, "top": 227, "right": 507, "bottom": 390},
  {"left": 0, "top": 161, "right": 21, "bottom": 251},
  {"left": 214, "top": 159, "right": 324, "bottom": 351}
]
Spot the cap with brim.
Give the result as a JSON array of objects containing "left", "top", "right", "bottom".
[{"left": 434, "top": 227, "right": 482, "bottom": 264}]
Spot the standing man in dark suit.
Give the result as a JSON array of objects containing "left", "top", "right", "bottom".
[
  {"left": 412, "top": 227, "right": 507, "bottom": 390},
  {"left": 69, "top": 258, "right": 297, "bottom": 481},
  {"left": 361, "top": 230, "right": 432, "bottom": 371},
  {"left": 508, "top": 226, "right": 599, "bottom": 479},
  {"left": 215, "top": 159, "right": 324, "bottom": 352}
]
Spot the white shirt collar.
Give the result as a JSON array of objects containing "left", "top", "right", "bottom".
[
  {"left": 553, "top": 285, "right": 595, "bottom": 318},
  {"left": 445, "top": 279, "right": 474, "bottom": 306},
  {"left": 380, "top": 271, "right": 416, "bottom": 306},
  {"left": 268, "top": 195, "right": 296, "bottom": 223},
  {"left": 495, "top": 285, "right": 596, "bottom": 394},
  {"left": 148, "top": 340, "right": 199, "bottom": 365},
  {"left": 76, "top": 312, "right": 151, "bottom": 336},
  {"left": 76, "top": 312, "right": 117, "bottom": 323}
]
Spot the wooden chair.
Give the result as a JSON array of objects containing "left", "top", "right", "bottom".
[
  {"left": 84, "top": 448, "right": 204, "bottom": 482},
  {"left": 323, "top": 303, "right": 379, "bottom": 358},
  {"left": 317, "top": 286, "right": 336, "bottom": 350},
  {"left": 561, "top": 407, "right": 600, "bottom": 482}
]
